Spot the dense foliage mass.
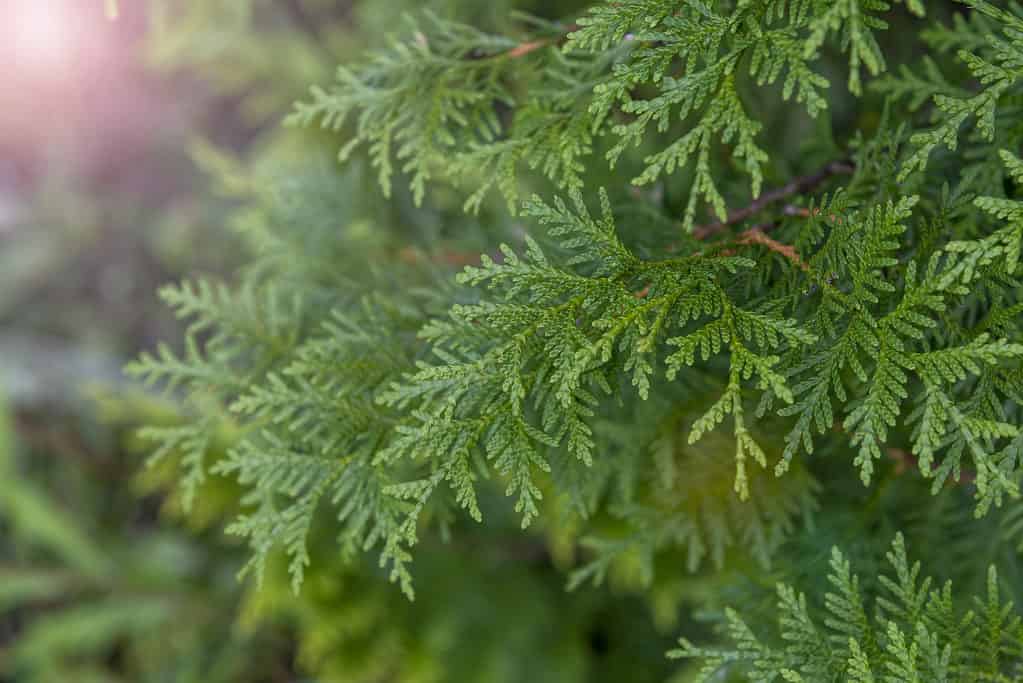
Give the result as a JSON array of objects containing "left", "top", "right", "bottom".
[{"left": 126, "top": 0, "right": 1023, "bottom": 679}]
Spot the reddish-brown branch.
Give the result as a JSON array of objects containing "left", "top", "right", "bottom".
[
  {"left": 692, "top": 159, "right": 854, "bottom": 240},
  {"left": 418, "top": 22, "right": 578, "bottom": 60},
  {"left": 736, "top": 226, "right": 809, "bottom": 271},
  {"left": 398, "top": 247, "right": 479, "bottom": 268},
  {"left": 505, "top": 24, "right": 579, "bottom": 58},
  {"left": 507, "top": 38, "right": 554, "bottom": 58}
]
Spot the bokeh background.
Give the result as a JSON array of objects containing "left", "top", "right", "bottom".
[
  {"left": 1, "top": 3, "right": 275, "bottom": 681},
  {"left": 0, "top": 2, "right": 345, "bottom": 680}
]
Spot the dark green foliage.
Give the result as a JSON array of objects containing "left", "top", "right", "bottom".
[{"left": 672, "top": 534, "right": 1023, "bottom": 681}]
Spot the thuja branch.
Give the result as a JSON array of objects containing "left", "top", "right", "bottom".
[{"left": 692, "top": 159, "right": 854, "bottom": 239}]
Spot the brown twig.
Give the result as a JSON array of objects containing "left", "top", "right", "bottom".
[
  {"left": 736, "top": 226, "right": 809, "bottom": 271},
  {"left": 398, "top": 246, "right": 479, "bottom": 268},
  {"left": 507, "top": 38, "right": 554, "bottom": 58},
  {"left": 692, "top": 159, "right": 854, "bottom": 240},
  {"left": 501, "top": 24, "right": 579, "bottom": 59},
  {"left": 421, "top": 22, "right": 578, "bottom": 61}
]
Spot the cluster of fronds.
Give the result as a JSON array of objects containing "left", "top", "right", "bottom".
[
  {"left": 292, "top": 0, "right": 925, "bottom": 228},
  {"left": 131, "top": 0, "right": 1023, "bottom": 678},
  {"left": 674, "top": 533, "right": 1023, "bottom": 681}
]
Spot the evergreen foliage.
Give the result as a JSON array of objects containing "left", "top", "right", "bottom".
[
  {"left": 673, "top": 534, "right": 1023, "bottom": 681},
  {"left": 129, "top": 0, "right": 1023, "bottom": 679}
]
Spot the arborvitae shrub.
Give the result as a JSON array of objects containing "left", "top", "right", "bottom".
[{"left": 133, "top": 0, "right": 1023, "bottom": 679}]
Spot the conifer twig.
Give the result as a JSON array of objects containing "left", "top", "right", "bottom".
[
  {"left": 692, "top": 159, "right": 854, "bottom": 239},
  {"left": 506, "top": 38, "right": 554, "bottom": 58},
  {"left": 736, "top": 226, "right": 809, "bottom": 271},
  {"left": 501, "top": 24, "right": 579, "bottom": 59}
]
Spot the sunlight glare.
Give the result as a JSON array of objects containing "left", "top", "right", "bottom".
[{"left": 11, "top": 0, "right": 79, "bottom": 77}]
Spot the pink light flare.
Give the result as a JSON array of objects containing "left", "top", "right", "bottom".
[
  {"left": 7, "top": 0, "right": 85, "bottom": 79},
  {"left": 9, "top": 1, "right": 79, "bottom": 76},
  {"left": 0, "top": 0, "right": 157, "bottom": 176}
]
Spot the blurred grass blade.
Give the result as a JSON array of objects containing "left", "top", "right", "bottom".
[
  {"left": 9, "top": 598, "right": 171, "bottom": 673},
  {"left": 0, "top": 569, "right": 78, "bottom": 612},
  {"left": 0, "top": 389, "right": 111, "bottom": 580}
]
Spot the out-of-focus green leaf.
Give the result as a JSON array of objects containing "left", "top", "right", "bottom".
[
  {"left": 0, "top": 569, "right": 78, "bottom": 611},
  {"left": 9, "top": 598, "right": 171, "bottom": 674},
  {"left": 0, "top": 389, "right": 111, "bottom": 580}
]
